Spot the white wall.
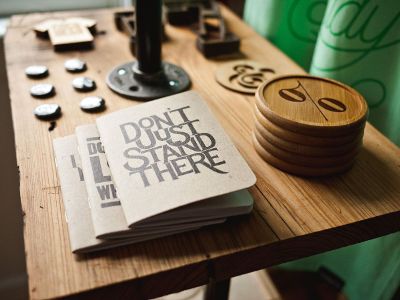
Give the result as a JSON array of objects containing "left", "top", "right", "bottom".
[{"left": 0, "top": 40, "right": 28, "bottom": 299}]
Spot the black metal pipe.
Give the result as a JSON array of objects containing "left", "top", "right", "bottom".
[{"left": 135, "top": 0, "right": 162, "bottom": 74}]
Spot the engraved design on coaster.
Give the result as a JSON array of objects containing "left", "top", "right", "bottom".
[
  {"left": 215, "top": 60, "right": 275, "bottom": 94},
  {"left": 254, "top": 120, "right": 362, "bottom": 157},
  {"left": 254, "top": 106, "right": 363, "bottom": 146},
  {"left": 252, "top": 134, "right": 355, "bottom": 177},
  {"left": 256, "top": 75, "right": 368, "bottom": 136},
  {"left": 254, "top": 130, "right": 359, "bottom": 168}
]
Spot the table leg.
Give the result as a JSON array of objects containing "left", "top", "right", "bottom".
[{"left": 204, "top": 278, "right": 231, "bottom": 300}]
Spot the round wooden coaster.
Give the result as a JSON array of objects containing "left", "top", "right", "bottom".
[
  {"left": 252, "top": 134, "right": 355, "bottom": 177},
  {"left": 254, "top": 120, "right": 362, "bottom": 157},
  {"left": 254, "top": 130, "right": 359, "bottom": 168},
  {"left": 215, "top": 60, "right": 276, "bottom": 94},
  {"left": 256, "top": 75, "right": 368, "bottom": 136},
  {"left": 254, "top": 106, "right": 364, "bottom": 147}
]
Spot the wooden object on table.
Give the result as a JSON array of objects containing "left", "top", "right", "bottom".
[
  {"left": 196, "top": 1, "right": 240, "bottom": 57},
  {"left": 215, "top": 59, "right": 275, "bottom": 94},
  {"left": 256, "top": 75, "right": 368, "bottom": 136},
  {"left": 252, "top": 134, "right": 355, "bottom": 177},
  {"left": 253, "top": 130, "right": 359, "bottom": 168},
  {"left": 48, "top": 23, "right": 93, "bottom": 51},
  {"left": 254, "top": 107, "right": 363, "bottom": 147},
  {"left": 254, "top": 120, "right": 362, "bottom": 157},
  {"left": 163, "top": 0, "right": 200, "bottom": 26},
  {"left": 253, "top": 75, "right": 368, "bottom": 176},
  {"left": 34, "top": 18, "right": 97, "bottom": 37},
  {"left": 34, "top": 17, "right": 96, "bottom": 50},
  {"left": 4, "top": 6, "right": 400, "bottom": 300}
]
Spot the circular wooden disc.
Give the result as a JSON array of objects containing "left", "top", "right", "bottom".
[
  {"left": 254, "top": 129, "right": 359, "bottom": 168},
  {"left": 252, "top": 134, "right": 355, "bottom": 177},
  {"left": 215, "top": 60, "right": 276, "bottom": 94},
  {"left": 254, "top": 120, "right": 362, "bottom": 157},
  {"left": 256, "top": 75, "right": 368, "bottom": 136},
  {"left": 254, "top": 106, "right": 364, "bottom": 147}
]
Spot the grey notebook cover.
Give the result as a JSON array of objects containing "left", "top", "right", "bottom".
[
  {"left": 53, "top": 135, "right": 225, "bottom": 253},
  {"left": 76, "top": 124, "right": 132, "bottom": 238},
  {"left": 96, "top": 90, "right": 256, "bottom": 226},
  {"left": 53, "top": 135, "right": 109, "bottom": 252},
  {"left": 76, "top": 124, "right": 228, "bottom": 238}
]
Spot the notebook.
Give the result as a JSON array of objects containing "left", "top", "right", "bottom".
[
  {"left": 96, "top": 90, "right": 256, "bottom": 227},
  {"left": 53, "top": 90, "right": 256, "bottom": 253},
  {"left": 54, "top": 135, "right": 225, "bottom": 253},
  {"left": 76, "top": 124, "right": 227, "bottom": 239}
]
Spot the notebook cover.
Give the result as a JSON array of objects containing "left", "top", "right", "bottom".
[
  {"left": 53, "top": 135, "right": 106, "bottom": 252},
  {"left": 96, "top": 90, "right": 256, "bottom": 226},
  {"left": 76, "top": 124, "right": 131, "bottom": 238}
]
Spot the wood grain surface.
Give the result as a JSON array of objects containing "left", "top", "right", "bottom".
[
  {"left": 253, "top": 130, "right": 359, "bottom": 168},
  {"left": 254, "top": 119, "right": 362, "bottom": 157},
  {"left": 252, "top": 133, "right": 355, "bottom": 176},
  {"left": 4, "top": 6, "right": 400, "bottom": 300},
  {"left": 254, "top": 106, "right": 363, "bottom": 146},
  {"left": 256, "top": 75, "right": 368, "bottom": 136}
]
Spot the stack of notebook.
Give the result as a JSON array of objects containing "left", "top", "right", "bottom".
[{"left": 53, "top": 91, "right": 256, "bottom": 253}]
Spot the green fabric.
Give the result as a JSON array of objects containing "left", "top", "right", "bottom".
[
  {"left": 244, "top": 0, "right": 400, "bottom": 299},
  {"left": 244, "top": 0, "right": 400, "bottom": 145},
  {"left": 279, "top": 233, "right": 400, "bottom": 300},
  {"left": 244, "top": 0, "right": 325, "bottom": 69},
  {"left": 310, "top": 0, "right": 400, "bottom": 145}
]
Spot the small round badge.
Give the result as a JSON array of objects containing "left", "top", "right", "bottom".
[
  {"left": 64, "top": 59, "right": 87, "bottom": 73},
  {"left": 72, "top": 77, "right": 96, "bottom": 92},
  {"left": 80, "top": 96, "right": 106, "bottom": 112},
  {"left": 34, "top": 104, "right": 61, "bottom": 120},
  {"left": 25, "top": 65, "right": 49, "bottom": 79},
  {"left": 30, "top": 83, "right": 55, "bottom": 98}
]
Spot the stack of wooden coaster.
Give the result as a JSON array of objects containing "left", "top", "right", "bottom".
[{"left": 253, "top": 75, "right": 368, "bottom": 177}]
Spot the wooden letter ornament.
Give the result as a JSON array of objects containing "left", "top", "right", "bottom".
[
  {"left": 34, "top": 18, "right": 97, "bottom": 51},
  {"left": 216, "top": 60, "right": 275, "bottom": 94},
  {"left": 253, "top": 75, "right": 368, "bottom": 177}
]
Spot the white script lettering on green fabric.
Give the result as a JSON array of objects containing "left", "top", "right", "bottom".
[
  {"left": 244, "top": 0, "right": 328, "bottom": 69},
  {"left": 244, "top": 1, "right": 400, "bottom": 299},
  {"left": 310, "top": 0, "right": 400, "bottom": 145}
]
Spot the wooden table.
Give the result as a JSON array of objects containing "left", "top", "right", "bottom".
[{"left": 5, "top": 6, "right": 400, "bottom": 300}]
